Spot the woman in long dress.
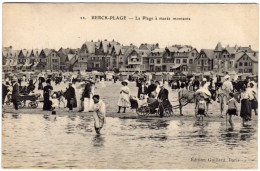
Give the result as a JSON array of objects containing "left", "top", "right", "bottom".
[
  {"left": 240, "top": 86, "right": 251, "bottom": 126},
  {"left": 117, "top": 80, "right": 130, "bottom": 113},
  {"left": 43, "top": 79, "right": 53, "bottom": 111},
  {"left": 83, "top": 79, "right": 95, "bottom": 112},
  {"left": 92, "top": 95, "right": 106, "bottom": 134},
  {"left": 65, "top": 83, "right": 77, "bottom": 111},
  {"left": 100, "top": 78, "right": 106, "bottom": 88}
]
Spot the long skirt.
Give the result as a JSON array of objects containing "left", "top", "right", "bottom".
[
  {"left": 117, "top": 93, "right": 130, "bottom": 107},
  {"left": 83, "top": 97, "right": 94, "bottom": 112},
  {"left": 93, "top": 112, "right": 104, "bottom": 128},
  {"left": 38, "top": 83, "right": 43, "bottom": 90},
  {"left": 240, "top": 99, "right": 251, "bottom": 121},
  {"left": 43, "top": 98, "right": 52, "bottom": 110},
  {"left": 250, "top": 99, "right": 258, "bottom": 110}
]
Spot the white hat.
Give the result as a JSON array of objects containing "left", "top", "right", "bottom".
[
  {"left": 12, "top": 77, "right": 18, "bottom": 81},
  {"left": 224, "top": 75, "right": 230, "bottom": 79},
  {"left": 203, "top": 78, "right": 207, "bottom": 82}
]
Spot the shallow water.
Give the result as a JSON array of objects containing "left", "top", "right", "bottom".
[{"left": 2, "top": 113, "right": 258, "bottom": 169}]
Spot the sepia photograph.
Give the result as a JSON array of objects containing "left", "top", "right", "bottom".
[{"left": 1, "top": 3, "right": 259, "bottom": 169}]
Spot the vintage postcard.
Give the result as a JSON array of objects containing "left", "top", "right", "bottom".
[{"left": 2, "top": 3, "right": 258, "bottom": 169}]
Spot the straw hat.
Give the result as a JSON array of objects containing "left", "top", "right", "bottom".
[
  {"left": 12, "top": 77, "right": 18, "bottom": 82},
  {"left": 224, "top": 75, "right": 230, "bottom": 80}
]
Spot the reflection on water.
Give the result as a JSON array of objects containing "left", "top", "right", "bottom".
[
  {"left": 2, "top": 113, "right": 258, "bottom": 169},
  {"left": 92, "top": 134, "right": 105, "bottom": 147}
]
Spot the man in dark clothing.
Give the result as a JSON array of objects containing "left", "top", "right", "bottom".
[
  {"left": 147, "top": 80, "right": 157, "bottom": 97},
  {"left": 11, "top": 78, "right": 19, "bottom": 110},
  {"left": 137, "top": 81, "right": 148, "bottom": 98},
  {"left": 78, "top": 81, "right": 92, "bottom": 112},
  {"left": 157, "top": 85, "right": 171, "bottom": 117},
  {"left": 65, "top": 83, "right": 76, "bottom": 111},
  {"left": 2, "top": 82, "right": 9, "bottom": 105},
  {"left": 43, "top": 79, "right": 53, "bottom": 111}
]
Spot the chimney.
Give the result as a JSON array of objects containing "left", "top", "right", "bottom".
[
  {"left": 156, "top": 43, "right": 159, "bottom": 47},
  {"left": 254, "top": 52, "right": 256, "bottom": 56},
  {"left": 91, "top": 40, "right": 93, "bottom": 42},
  {"left": 104, "top": 39, "right": 107, "bottom": 41},
  {"left": 130, "top": 43, "right": 133, "bottom": 46},
  {"left": 249, "top": 45, "right": 251, "bottom": 48},
  {"left": 145, "top": 43, "right": 147, "bottom": 45},
  {"left": 9, "top": 46, "right": 12, "bottom": 49}
]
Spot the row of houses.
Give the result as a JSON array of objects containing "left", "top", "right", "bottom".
[
  {"left": 2, "top": 47, "right": 79, "bottom": 72},
  {"left": 2, "top": 40, "right": 259, "bottom": 74}
]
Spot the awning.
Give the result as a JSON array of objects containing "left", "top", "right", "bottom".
[
  {"left": 131, "top": 55, "right": 138, "bottom": 59},
  {"left": 3, "top": 60, "right": 10, "bottom": 67},
  {"left": 170, "top": 64, "right": 181, "bottom": 69},
  {"left": 32, "top": 62, "right": 39, "bottom": 68},
  {"left": 10, "top": 60, "right": 18, "bottom": 67},
  {"left": 17, "top": 64, "right": 23, "bottom": 68},
  {"left": 23, "top": 60, "right": 31, "bottom": 67}
]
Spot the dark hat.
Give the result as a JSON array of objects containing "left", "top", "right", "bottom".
[
  {"left": 46, "top": 79, "right": 51, "bottom": 84},
  {"left": 122, "top": 80, "right": 129, "bottom": 85}
]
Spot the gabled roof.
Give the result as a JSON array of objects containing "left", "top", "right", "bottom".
[
  {"left": 5, "top": 50, "right": 20, "bottom": 58},
  {"left": 59, "top": 47, "right": 73, "bottom": 55},
  {"left": 151, "top": 48, "right": 165, "bottom": 53},
  {"left": 67, "top": 54, "right": 76, "bottom": 61},
  {"left": 215, "top": 42, "right": 223, "bottom": 51},
  {"left": 21, "top": 49, "right": 32, "bottom": 57},
  {"left": 178, "top": 47, "right": 192, "bottom": 52},
  {"left": 247, "top": 52, "right": 258, "bottom": 62},
  {"left": 234, "top": 52, "right": 245, "bottom": 61},
  {"left": 150, "top": 48, "right": 166, "bottom": 57},
  {"left": 43, "top": 48, "right": 52, "bottom": 56},
  {"left": 201, "top": 49, "right": 214, "bottom": 59},
  {"left": 237, "top": 47, "right": 250, "bottom": 52},
  {"left": 70, "top": 48, "right": 79, "bottom": 54},
  {"left": 32, "top": 49, "right": 41, "bottom": 57},
  {"left": 225, "top": 46, "right": 236, "bottom": 54},
  {"left": 123, "top": 46, "right": 137, "bottom": 57},
  {"left": 3, "top": 47, "right": 10, "bottom": 52},
  {"left": 113, "top": 44, "right": 122, "bottom": 55},
  {"left": 141, "top": 44, "right": 159, "bottom": 51},
  {"left": 83, "top": 41, "right": 96, "bottom": 54},
  {"left": 167, "top": 46, "right": 179, "bottom": 52},
  {"left": 235, "top": 52, "right": 258, "bottom": 63}
]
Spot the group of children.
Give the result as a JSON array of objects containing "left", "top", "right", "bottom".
[
  {"left": 196, "top": 89, "right": 257, "bottom": 130},
  {"left": 196, "top": 92, "right": 238, "bottom": 129}
]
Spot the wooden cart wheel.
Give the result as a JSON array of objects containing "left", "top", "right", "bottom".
[
  {"left": 164, "top": 108, "right": 173, "bottom": 117},
  {"left": 136, "top": 106, "right": 150, "bottom": 118},
  {"left": 18, "top": 101, "right": 24, "bottom": 109},
  {"left": 30, "top": 101, "right": 38, "bottom": 108},
  {"left": 5, "top": 101, "right": 10, "bottom": 105}
]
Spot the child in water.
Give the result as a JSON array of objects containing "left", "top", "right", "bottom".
[
  {"left": 196, "top": 95, "right": 207, "bottom": 123},
  {"left": 226, "top": 93, "right": 238, "bottom": 130},
  {"left": 92, "top": 95, "right": 106, "bottom": 134}
]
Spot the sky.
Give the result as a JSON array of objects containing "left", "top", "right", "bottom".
[{"left": 2, "top": 3, "right": 259, "bottom": 51}]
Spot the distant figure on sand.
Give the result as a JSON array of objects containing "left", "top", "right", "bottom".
[
  {"left": 43, "top": 79, "right": 53, "bottom": 111},
  {"left": 117, "top": 80, "right": 130, "bottom": 113}
]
